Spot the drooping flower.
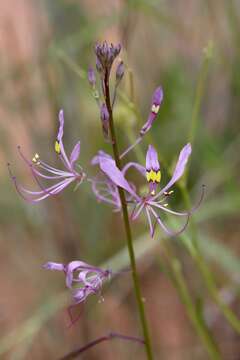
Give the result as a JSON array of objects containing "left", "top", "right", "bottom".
[
  {"left": 96, "top": 143, "right": 204, "bottom": 237},
  {"left": 43, "top": 260, "right": 111, "bottom": 305},
  {"left": 8, "top": 110, "right": 85, "bottom": 203},
  {"left": 120, "top": 86, "right": 163, "bottom": 159},
  {"left": 140, "top": 86, "right": 163, "bottom": 136}
]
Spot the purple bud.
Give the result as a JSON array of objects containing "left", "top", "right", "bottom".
[
  {"left": 96, "top": 57, "right": 103, "bottom": 73},
  {"left": 140, "top": 86, "right": 163, "bottom": 136},
  {"left": 95, "top": 41, "right": 121, "bottom": 74},
  {"left": 100, "top": 103, "right": 109, "bottom": 139},
  {"left": 116, "top": 61, "right": 124, "bottom": 82},
  {"left": 88, "top": 67, "right": 96, "bottom": 86},
  {"left": 42, "top": 262, "right": 65, "bottom": 271}
]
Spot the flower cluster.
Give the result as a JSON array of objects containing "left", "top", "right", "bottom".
[
  {"left": 43, "top": 260, "right": 111, "bottom": 305},
  {"left": 9, "top": 41, "right": 203, "bottom": 314}
]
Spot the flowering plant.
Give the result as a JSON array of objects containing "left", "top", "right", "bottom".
[{"left": 8, "top": 41, "right": 205, "bottom": 359}]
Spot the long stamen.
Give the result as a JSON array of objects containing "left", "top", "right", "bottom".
[
  {"left": 17, "top": 146, "right": 73, "bottom": 178},
  {"left": 149, "top": 206, "right": 190, "bottom": 237},
  {"left": 145, "top": 206, "right": 155, "bottom": 237},
  {"left": 148, "top": 202, "right": 189, "bottom": 217},
  {"left": 8, "top": 163, "right": 73, "bottom": 203},
  {"left": 151, "top": 185, "right": 205, "bottom": 215},
  {"left": 131, "top": 201, "right": 145, "bottom": 221},
  {"left": 19, "top": 178, "right": 73, "bottom": 196},
  {"left": 38, "top": 160, "right": 73, "bottom": 176},
  {"left": 31, "top": 166, "right": 71, "bottom": 180}
]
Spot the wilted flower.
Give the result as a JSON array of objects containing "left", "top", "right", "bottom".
[
  {"left": 8, "top": 110, "right": 85, "bottom": 203},
  {"left": 95, "top": 143, "right": 204, "bottom": 237},
  {"left": 43, "top": 260, "right": 111, "bottom": 305}
]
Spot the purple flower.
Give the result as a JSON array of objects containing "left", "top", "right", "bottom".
[
  {"left": 140, "top": 87, "right": 163, "bottom": 136},
  {"left": 8, "top": 110, "right": 86, "bottom": 203},
  {"left": 96, "top": 143, "right": 204, "bottom": 237},
  {"left": 43, "top": 260, "right": 111, "bottom": 305}
]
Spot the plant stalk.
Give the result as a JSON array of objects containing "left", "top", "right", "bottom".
[{"left": 104, "top": 72, "right": 154, "bottom": 360}]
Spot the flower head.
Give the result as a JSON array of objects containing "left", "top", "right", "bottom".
[
  {"left": 43, "top": 260, "right": 111, "bottom": 305},
  {"left": 95, "top": 41, "right": 121, "bottom": 75},
  {"left": 96, "top": 143, "right": 204, "bottom": 237},
  {"left": 8, "top": 110, "right": 86, "bottom": 203}
]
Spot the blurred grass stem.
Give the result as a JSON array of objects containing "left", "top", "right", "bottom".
[
  {"left": 161, "top": 241, "right": 221, "bottom": 359},
  {"left": 188, "top": 42, "right": 212, "bottom": 146},
  {"left": 182, "top": 43, "right": 240, "bottom": 333}
]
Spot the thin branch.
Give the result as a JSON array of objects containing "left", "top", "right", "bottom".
[{"left": 59, "top": 332, "right": 145, "bottom": 360}]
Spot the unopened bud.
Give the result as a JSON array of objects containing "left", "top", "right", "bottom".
[
  {"left": 88, "top": 67, "right": 96, "bottom": 86},
  {"left": 100, "top": 103, "right": 109, "bottom": 139},
  {"left": 96, "top": 57, "right": 103, "bottom": 73},
  {"left": 116, "top": 60, "right": 124, "bottom": 83},
  {"left": 140, "top": 86, "right": 163, "bottom": 136}
]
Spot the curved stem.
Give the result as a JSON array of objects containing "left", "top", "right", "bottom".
[
  {"left": 59, "top": 332, "right": 144, "bottom": 360},
  {"left": 104, "top": 71, "right": 154, "bottom": 359}
]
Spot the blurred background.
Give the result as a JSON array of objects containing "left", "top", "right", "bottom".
[{"left": 0, "top": 0, "right": 240, "bottom": 359}]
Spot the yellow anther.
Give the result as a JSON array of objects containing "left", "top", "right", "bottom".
[
  {"left": 55, "top": 140, "right": 61, "bottom": 154},
  {"left": 151, "top": 104, "right": 160, "bottom": 114},
  {"left": 151, "top": 190, "right": 155, "bottom": 196},
  {"left": 155, "top": 170, "right": 161, "bottom": 183},
  {"left": 163, "top": 203, "right": 168, "bottom": 207},
  {"left": 164, "top": 190, "right": 174, "bottom": 196},
  {"left": 32, "top": 153, "right": 40, "bottom": 163},
  {"left": 32, "top": 155, "right": 40, "bottom": 165},
  {"left": 146, "top": 170, "right": 161, "bottom": 183}
]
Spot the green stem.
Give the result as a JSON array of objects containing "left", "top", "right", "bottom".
[
  {"left": 161, "top": 241, "right": 221, "bottom": 359},
  {"left": 188, "top": 45, "right": 212, "bottom": 145},
  {"left": 104, "top": 72, "right": 154, "bottom": 359}
]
